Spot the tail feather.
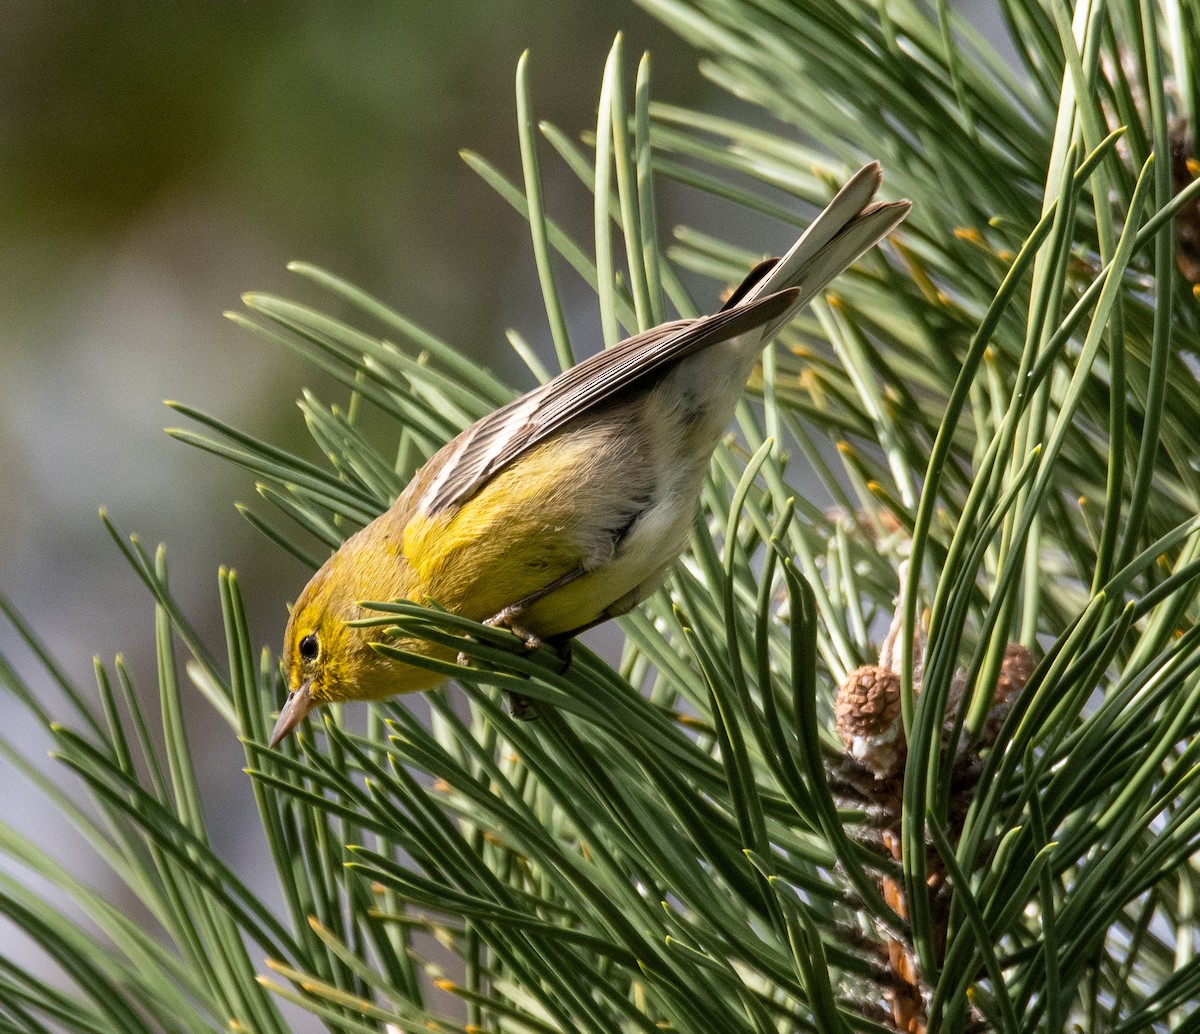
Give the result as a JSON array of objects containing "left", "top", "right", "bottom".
[{"left": 740, "top": 161, "right": 910, "bottom": 339}]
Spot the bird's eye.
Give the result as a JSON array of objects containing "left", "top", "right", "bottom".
[{"left": 299, "top": 634, "right": 319, "bottom": 661}]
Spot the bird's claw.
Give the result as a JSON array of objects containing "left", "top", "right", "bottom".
[
  {"left": 455, "top": 615, "right": 544, "bottom": 669},
  {"left": 457, "top": 613, "right": 574, "bottom": 721},
  {"left": 505, "top": 690, "right": 540, "bottom": 721},
  {"left": 483, "top": 608, "right": 544, "bottom": 651}
]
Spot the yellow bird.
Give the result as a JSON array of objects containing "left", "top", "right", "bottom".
[{"left": 271, "top": 162, "right": 909, "bottom": 746}]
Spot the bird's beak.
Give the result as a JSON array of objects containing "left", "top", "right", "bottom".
[{"left": 269, "top": 681, "right": 315, "bottom": 748}]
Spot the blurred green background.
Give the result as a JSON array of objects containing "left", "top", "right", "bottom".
[
  {"left": 0, "top": 5, "right": 706, "bottom": 773},
  {"left": 0, "top": 2, "right": 706, "bottom": 1013}
]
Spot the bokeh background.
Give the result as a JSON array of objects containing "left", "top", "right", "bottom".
[
  {"left": 0, "top": 0, "right": 705, "bottom": 716},
  {"left": 0, "top": 3, "right": 708, "bottom": 1022}
]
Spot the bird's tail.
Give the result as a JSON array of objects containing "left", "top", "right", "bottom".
[{"left": 738, "top": 161, "right": 910, "bottom": 340}]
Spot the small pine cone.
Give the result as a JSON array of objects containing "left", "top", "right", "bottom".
[
  {"left": 977, "top": 642, "right": 1035, "bottom": 748},
  {"left": 997, "top": 642, "right": 1035, "bottom": 702},
  {"left": 836, "top": 665, "right": 906, "bottom": 779}
]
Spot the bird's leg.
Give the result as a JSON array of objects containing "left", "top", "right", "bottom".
[
  {"left": 545, "top": 609, "right": 619, "bottom": 643},
  {"left": 481, "top": 566, "right": 589, "bottom": 649},
  {"left": 543, "top": 580, "right": 644, "bottom": 644},
  {"left": 481, "top": 603, "right": 548, "bottom": 649},
  {"left": 456, "top": 568, "right": 589, "bottom": 718},
  {"left": 505, "top": 691, "right": 540, "bottom": 721},
  {"left": 501, "top": 603, "right": 638, "bottom": 719}
]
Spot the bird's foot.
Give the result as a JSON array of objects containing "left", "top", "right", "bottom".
[
  {"left": 500, "top": 638, "right": 572, "bottom": 720},
  {"left": 455, "top": 608, "right": 545, "bottom": 668},
  {"left": 483, "top": 606, "right": 545, "bottom": 651},
  {"left": 457, "top": 612, "right": 574, "bottom": 722},
  {"left": 505, "top": 691, "right": 540, "bottom": 721}
]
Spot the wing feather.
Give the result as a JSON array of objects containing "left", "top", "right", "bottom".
[
  {"left": 419, "top": 287, "right": 800, "bottom": 514},
  {"left": 416, "top": 161, "right": 911, "bottom": 518}
]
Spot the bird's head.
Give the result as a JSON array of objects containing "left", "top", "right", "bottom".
[
  {"left": 271, "top": 543, "right": 447, "bottom": 747},
  {"left": 273, "top": 564, "right": 364, "bottom": 746}
]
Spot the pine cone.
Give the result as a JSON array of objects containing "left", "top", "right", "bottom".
[{"left": 836, "top": 664, "right": 906, "bottom": 779}]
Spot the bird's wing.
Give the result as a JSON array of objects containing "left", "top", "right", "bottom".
[
  {"left": 417, "top": 287, "right": 801, "bottom": 515},
  {"left": 415, "top": 162, "right": 910, "bottom": 518}
]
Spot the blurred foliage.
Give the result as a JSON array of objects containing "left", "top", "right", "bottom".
[{"left": 0, "top": 0, "right": 698, "bottom": 766}]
